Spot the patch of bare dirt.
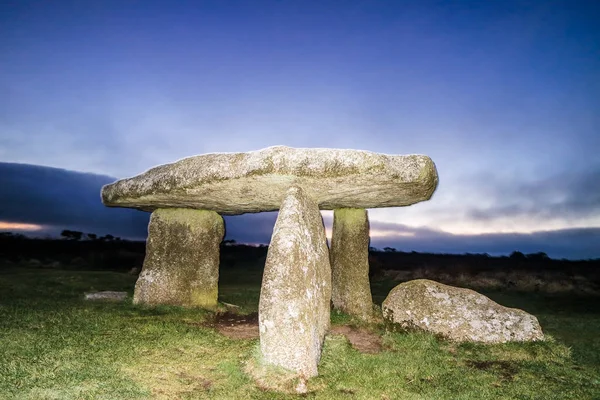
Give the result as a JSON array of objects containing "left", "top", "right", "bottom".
[
  {"left": 329, "top": 325, "right": 382, "bottom": 354},
  {"left": 205, "top": 312, "right": 383, "bottom": 354},
  {"left": 209, "top": 312, "right": 259, "bottom": 340}
]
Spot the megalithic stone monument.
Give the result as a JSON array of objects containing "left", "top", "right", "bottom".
[{"left": 101, "top": 145, "right": 438, "bottom": 377}]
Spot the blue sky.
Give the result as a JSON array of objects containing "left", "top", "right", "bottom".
[{"left": 1, "top": 1, "right": 599, "bottom": 258}]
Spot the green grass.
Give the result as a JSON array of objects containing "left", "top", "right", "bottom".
[{"left": 1, "top": 266, "right": 599, "bottom": 399}]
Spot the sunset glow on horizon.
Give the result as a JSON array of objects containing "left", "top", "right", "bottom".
[{"left": 0, "top": 221, "right": 44, "bottom": 231}]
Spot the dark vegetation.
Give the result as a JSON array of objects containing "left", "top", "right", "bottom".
[
  {"left": 0, "top": 231, "right": 146, "bottom": 272},
  {"left": 1, "top": 231, "right": 598, "bottom": 296}
]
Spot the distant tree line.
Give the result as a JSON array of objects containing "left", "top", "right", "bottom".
[
  {"left": 369, "top": 246, "right": 551, "bottom": 261},
  {"left": 60, "top": 230, "right": 120, "bottom": 242},
  {"left": 0, "top": 231, "right": 597, "bottom": 275},
  {"left": 0, "top": 231, "right": 145, "bottom": 272}
]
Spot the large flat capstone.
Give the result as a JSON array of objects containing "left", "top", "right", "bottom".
[
  {"left": 101, "top": 146, "right": 438, "bottom": 214},
  {"left": 258, "top": 185, "right": 331, "bottom": 378}
]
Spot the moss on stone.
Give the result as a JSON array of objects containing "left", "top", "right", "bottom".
[
  {"left": 330, "top": 208, "right": 373, "bottom": 321},
  {"left": 190, "top": 287, "right": 219, "bottom": 310},
  {"left": 133, "top": 208, "right": 224, "bottom": 309}
]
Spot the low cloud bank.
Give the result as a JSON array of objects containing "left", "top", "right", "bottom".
[
  {"left": 0, "top": 163, "right": 149, "bottom": 239},
  {"left": 367, "top": 221, "right": 600, "bottom": 260}
]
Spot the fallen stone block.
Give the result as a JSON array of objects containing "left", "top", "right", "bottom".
[{"left": 382, "top": 279, "right": 544, "bottom": 343}]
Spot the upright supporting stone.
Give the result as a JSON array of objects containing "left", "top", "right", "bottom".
[
  {"left": 259, "top": 186, "right": 331, "bottom": 378},
  {"left": 133, "top": 208, "right": 224, "bottom": 309},
  {"left": 330, "top": 208, "right": 373, "bottom": 320}
]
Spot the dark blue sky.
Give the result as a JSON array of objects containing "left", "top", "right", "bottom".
[{"left": 1, "top": 1, "right": 599, "bottom": 258}]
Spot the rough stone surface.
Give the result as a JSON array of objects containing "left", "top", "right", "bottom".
[
  {"left": 133, "top": 208, "right": 224, "bottom": 309},
  {"left": 330, "top": 208, "right": 373, "bottom": 320},
  {"left": 101, "top": 146, "right": 438, "bottom": 214},
  {"left": 382, "top": 279, "right": 544, "bottom": 343},
  {"left": 258, "top": 185, "right": 331, "bottom": 378},
  {"left": 84, "top": 291, "right": 128, "bottom": 301}
]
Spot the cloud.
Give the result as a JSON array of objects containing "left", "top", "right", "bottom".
[
  {"left": 370, "top": 165, "right": 600, "bottom": 236},
  {"left": 0, "top": 162, "right": 150, "bottom": 238},
  {"left": 465, "top": 167, "right": 600, "bottom": 222},
  {"left": 369, "top": 219, "right": 600, "bottom": 260}
]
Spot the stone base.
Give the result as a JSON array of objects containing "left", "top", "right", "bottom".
[
  {"left": 133, "top": 208, "right": 224, "bottom": 309},
  {"left": 330, "top": 208, "right": 373, "bottom": 320},
  {"left": 258, "top": 186, "right": 331, "bottom": 378}
]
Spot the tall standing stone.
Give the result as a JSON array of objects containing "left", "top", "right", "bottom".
[
  {"left": 133, "top": 208, "right": 224, "bottom": 309},
  {"left": 259, "top": 186, "right": 331, "bottom": 378},
  {"left": 330, "top": 208, "right": 373, "bottom": 320}
]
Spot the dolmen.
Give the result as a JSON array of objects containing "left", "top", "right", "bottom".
[{"left": 101, "top": 145, "right": 438, "bottom": 378}]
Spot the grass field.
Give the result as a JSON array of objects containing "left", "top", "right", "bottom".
[{"left": 1, "top": 264, "right": 599, "bottom": 399}]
